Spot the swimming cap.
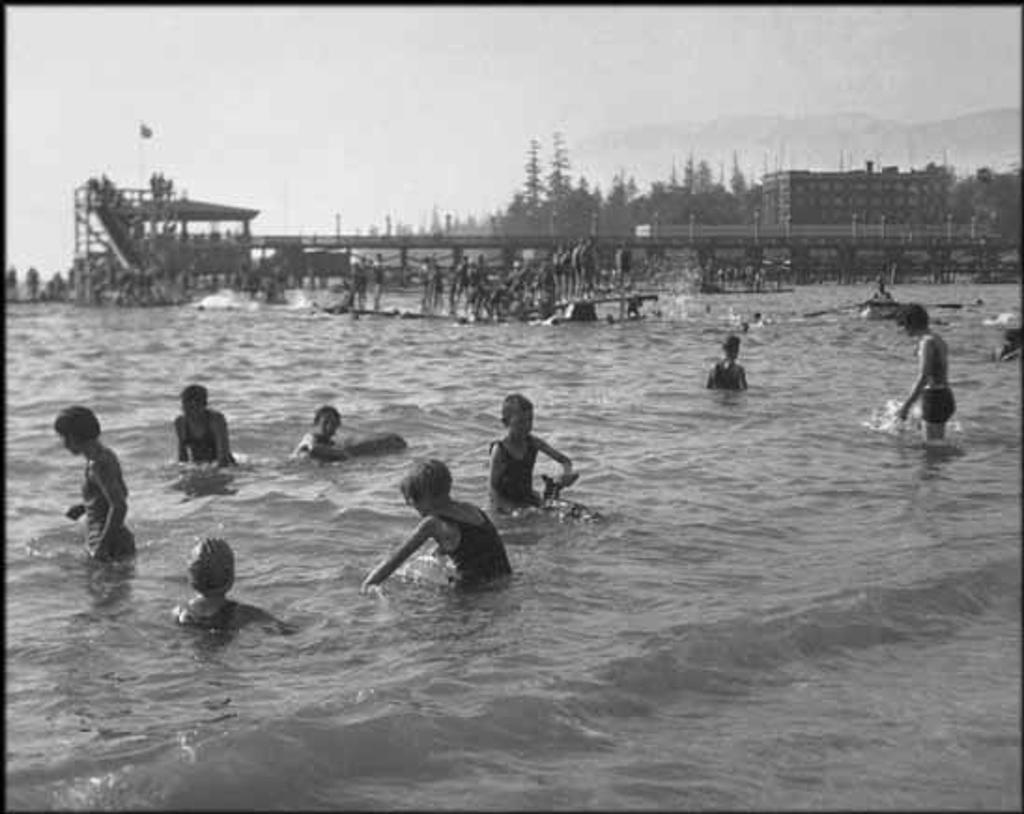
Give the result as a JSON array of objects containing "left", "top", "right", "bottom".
[{"left": 188, "top": 537, "right": 235, "bottom": 594}]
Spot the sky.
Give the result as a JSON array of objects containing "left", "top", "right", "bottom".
[{"left": 6, "top": 5, "right": 1021, "bottom": 277}]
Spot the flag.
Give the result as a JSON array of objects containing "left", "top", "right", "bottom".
[{"left": 140, "top": 122, "right": 153, "bottom": 139}]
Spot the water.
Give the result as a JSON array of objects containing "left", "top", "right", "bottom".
[{"left": 5, "top": 283, "right": 1020, "bottom": 810}]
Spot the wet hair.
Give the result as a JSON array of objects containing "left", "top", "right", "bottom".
[
  {"left": 898, "top": 304, "right": 929, "bottom": 333},
  {"left": 54, "top": 405, "right": 101, "bottom": 442},
  {"left": 723, "top": 334, "right": 741, "bottom": 354},
  {"left": 180, "top": 384, "right": 208, "bottom": 406},
  {"left": 399, "top": 459, "right": 452, "bottom": 504},
  {"left": 313, "top": 405, "right": 341, "bottom": 425},
  {"left": 188, "top": 537, "right": 235, "bottom": 594},
  {"left": 501, "top": 393, "right": 534, "bottom": 426}
]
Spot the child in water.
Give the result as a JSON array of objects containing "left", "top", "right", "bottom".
[
  {"left": 489, "top": 393, "right": 576, "bottom": 512},
  {"left": 362, "top": 459, "right": 512, "bottom": 590},
  {"left": 896, "top": 304, "right": 955, "bottom": 441},
  {"left": 292, "top": 405, "right": 408, "bottom": 462},
  {"left": 175, "top": 384, "right": 236, "bottom": 467},
  {"left": 174, "top": 537, "right": 291, "bottom": 632},
  {"left": 56, "top": 406, "right": 136, "bottom": 561},
  {"left": 706, "top": 334, "right": 748, "bottom": 390}
]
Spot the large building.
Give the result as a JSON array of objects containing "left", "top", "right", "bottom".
[{"left": 761, "top": 161, "right": 950, "bottom": 227}]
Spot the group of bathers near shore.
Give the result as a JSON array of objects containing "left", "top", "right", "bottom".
[
  {"left": 54, "top": 297, "right": 960, "bottom": 631},
  {"left": 55, "top": 387, "right": 583, "bottom": 633}
]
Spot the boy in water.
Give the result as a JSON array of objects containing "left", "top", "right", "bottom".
[
  {"left": 174, "top": 537, "right": 291, "bottom": 631},
  {"left": 362, "top": 459, "right": 512, "bottom": 589},
  {"left": 489, "top": 393, "right": 575, "bottom": 512},
  {"left": 292, "top": 405, "right": 407, "bottom": 462},
  {"left": 896, "top": 304, "right": 955, "bottom": 440},
  {"left": 56, "top": 406, "right": 136, "bottom": 561},
  {"left": 706, "top": 334, "right": 748, "bottom": 390},
  {"left": 175, "top": 384, "right": 236, "bottom": 467}
]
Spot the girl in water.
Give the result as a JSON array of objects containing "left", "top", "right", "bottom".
[{"left": 56, "top": 406, "right": 135, "bottom": 561}]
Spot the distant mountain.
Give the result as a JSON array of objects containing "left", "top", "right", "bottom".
[{"left": 572, "top": 108, "right": 1021, "bottom": 189}]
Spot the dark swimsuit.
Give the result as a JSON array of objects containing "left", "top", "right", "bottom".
[
  {"left": 490, "top": 437, "right": 541, "bottom": 507},
  {"left": 83, "top": 452, "right": 135, "bottom": 560},
  {"left": 708, "top": 361, "right": 745, "bottom": 390},
  {"left": 919, "top": 345, "right": 955, "bottom": 424},
  {"left": 435, "top": 509, "right": 512, "bottom": 585},
  {"left": 181, "top": 411, "right": 219, "bottom": 463},
  {"left": 921, "top": 388, "right": 956, "bottom": 423}
]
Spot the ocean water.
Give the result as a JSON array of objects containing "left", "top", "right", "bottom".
[{"left": 5, "top": 282, "right": 1020, "bottom": 810}]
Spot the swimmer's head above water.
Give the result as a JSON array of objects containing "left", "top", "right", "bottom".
[
  {"left": 54, "top": 405, "right": 101, "bottom": 444},
  {"left": 188, "top": 537, "right": 235, "bottom": 596}
]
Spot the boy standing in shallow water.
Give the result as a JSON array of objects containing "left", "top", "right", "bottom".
[
  {"left": 362, "top": 459, "right": 512, "bottom": 590},
  {"left": 56, "top": 406, "right": 135, "bottom": 561},
  {"left": 706, "top": 334, "right": 748, "bottom": 391},
  {"left": 897, "top": 304, "right": 956, "bottom": 441},
  {"left": 489, "top": 393, "right": 575, "bottom": 512}
]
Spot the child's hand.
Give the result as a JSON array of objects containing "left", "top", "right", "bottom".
[
  {"left": 559, "top": 470, "right": 580, "bottom": 489},
  {"left": 65, "top": 504, "right": 86, "bottom": 521}
]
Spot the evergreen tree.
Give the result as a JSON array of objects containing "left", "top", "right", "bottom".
[
  {"left": 696, "top": 160, "right": 714, "bottom": 193},
  {"left": 547, "top": 131, "right": 571, "bottom": 204},
  {"left": 730, "top": 151, "right": 748, "bottom": 197},
  {"left": 683, "top": 153, "right": 695, "bottom": 193},
  {"left": 524, "top": 138, "right": 544, "bottom": 214}
]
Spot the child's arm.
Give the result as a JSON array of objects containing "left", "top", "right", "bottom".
[
  {"left": 738, "top": 365, "right": 748, "bottom": 391},
  {"left": 533, "top": 436, "right": 574, "bottom": 479},
  {"left": 362, "top": 516, "right": 440, "bottom": 590},
  {"left": 174, "top": 416, "right": 190, "bottom": 463},
  {"left": 87, "top": 456, "right": 129, "bottom": 559},
  {"left": 211, "top": 411, "right": 236, "bottom": 467}
]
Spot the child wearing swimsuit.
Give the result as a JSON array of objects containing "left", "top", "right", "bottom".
[
  {"left": 362, "top": 459, "right": 512, "bottom": 590},
  {"left": 706, "top": 334, "right": 748, "bottom": 390},
  {"left": 292, "top": 404, "right": 407, "bottom": 462},
  {"left": 175, "top": 384, "right": 236, "bottom": 467},
  {"left": 175, "top": 537, "right": 291, "bottom": 632},
  {"left": 897, "top": 304, "right": 956, "bottom": 440},
  {"left": 55, "top": 405, "right": 136, "bottom": 561},
  {"left": 489, "top": 393, "right": 575, "bottom": 512}
]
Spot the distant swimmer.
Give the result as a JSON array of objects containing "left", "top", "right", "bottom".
[
  {"left": 489, "top": 393, "right": 575, "bottom": 512},
  {"left": 174, "top": 537, "right": 293, "bottom": 632},
  {"left": 994, "top": 327, "right": 1021, "bottom": 362},
  {"left": 292, "top": 405, "right": 407, "bottom": 462},
  {"left": 55, "top": 406, "right": 135, "bottom": 561},
  {"left": 706, "top": 334, "right": 748, "bottom": 391},
  {"left": 896, "top": 304, "right": 955, "bottom": 440},
  {"left": 361, "top": 459, "right": 512, "bottom": 590},
  {"left": 175, "top": 384, "right": 236, "bottom": 467},
  {"left": 869, "top": 275, "right": 894, "bottom": 303}
]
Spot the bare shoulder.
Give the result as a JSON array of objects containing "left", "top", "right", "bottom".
[{"left": 443, "top": 500, "right": 488, "bottom": 525}]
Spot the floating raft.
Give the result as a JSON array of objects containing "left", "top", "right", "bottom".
[
  {"left": 699, "top": 283, "right": 795, "bottom": 294},
  {"left": 318, "top": 305, "right": 450, "bottom": 320},
  {"left": 553, "top": 293, "right": 659, "bottom": 308}
]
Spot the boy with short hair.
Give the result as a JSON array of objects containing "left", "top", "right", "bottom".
[
  {"left": 706, "top": 334, "right": 748, "bottom": 390},
  {"left": 896, "top": 304, "right": 955, "bottom": 440},
  {"left": 292, "top": 404, "right": 407, "bottom": 462},
  {"left": 55, "top": 405, "right": 136, "bottom": 561},
  {"left": 175, "top": 384, "right": 236, "bottom": 467},
  {"left": 489, "top": 393, "right": 575, "bottom": 511},
  {"left": 362, "top": 459, "right": 512, "bottom": 590}
]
